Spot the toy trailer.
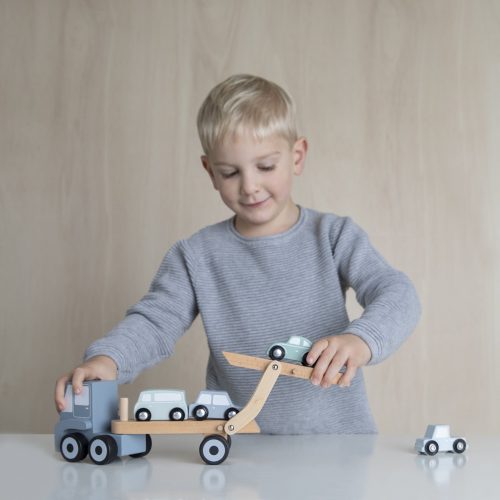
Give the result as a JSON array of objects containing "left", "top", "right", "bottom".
[
  {"left": 112, "top": 351, "right": 343, "bottom": 465},
  {"left": 55, "top": 380, "right": 150, "bottom": 465}
]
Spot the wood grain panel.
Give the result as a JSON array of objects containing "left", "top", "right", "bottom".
[{"left": 1, "top": 0, "right": 499, "bottom": 434}]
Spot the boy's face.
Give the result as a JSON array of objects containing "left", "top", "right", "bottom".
[{"left": 202, "top": 131, "right": 307, "bottom": 237}]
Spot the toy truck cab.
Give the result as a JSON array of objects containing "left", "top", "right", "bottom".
[
  {"left": 415, "top": 424, "right": 467, "bottom": 456},
  {"left": 55, "top": 380, "right": 150, "bottom": 465}
]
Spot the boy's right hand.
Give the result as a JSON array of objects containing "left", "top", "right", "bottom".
[{"left": 54, "top": 355, "right": 118, "bottom": 412}]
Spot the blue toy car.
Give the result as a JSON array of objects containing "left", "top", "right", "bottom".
[
  {"left": 189, "top": 390, "right": 240, "bottom": 420},
  {"left": 415, "top": 424, "right": 467, "bottom": 455},
  {"left": 134, "top": 389, "right": 188, "bottom": 421},
  {"left": 267, "top": 335, "right": 314, "bottom": 366}
]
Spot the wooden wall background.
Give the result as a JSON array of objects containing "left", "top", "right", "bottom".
[{"left": 1, "top": 0, "right": 499, "bottom": 434}]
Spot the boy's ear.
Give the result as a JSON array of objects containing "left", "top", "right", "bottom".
[
  {"left": 292, "top": 137, "right": 308, "bottom": 176},
  {"left": 201, "top": 156, "right": 218, "bottom": 190}
]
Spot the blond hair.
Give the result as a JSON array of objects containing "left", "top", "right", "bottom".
[{"left": 197, "top": 74, "right": 298, "bottom": 157}]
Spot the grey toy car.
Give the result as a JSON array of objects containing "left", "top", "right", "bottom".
[
  {"left": 189, "top": 390, "right": 240, "bottom": 420},
  {"left": 267, "top": 335, "right": 314, "bottom": 366},
  {"left": 415, "top": 424, "right": 467, "bottom": 455}
]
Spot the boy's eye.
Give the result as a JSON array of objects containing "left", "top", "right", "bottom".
[
  {"left": 221, "top": 171, "right": 238, "bottom": 179},
  {"left": 258, "top": 165, "right": 275, "bottom": 171}
]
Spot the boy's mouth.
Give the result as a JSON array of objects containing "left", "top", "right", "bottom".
[{"left": 241, "top": 198, "right": 270, "bottom": 208}]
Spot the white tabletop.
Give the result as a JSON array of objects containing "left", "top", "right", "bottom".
[{"left": 0, "top": 433, "right": 497, "bottom": 499}]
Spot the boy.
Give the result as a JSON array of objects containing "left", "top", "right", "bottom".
[{"left": 55, "top": 74, "right": 420, "bottom": 434}]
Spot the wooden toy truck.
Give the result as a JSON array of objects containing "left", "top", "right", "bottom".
[
  {"left": 54, "top": 380, "right": 151, "bottom": 465},
  {"left": 56, "top": 351, "right": 342, "bottom": 465}
]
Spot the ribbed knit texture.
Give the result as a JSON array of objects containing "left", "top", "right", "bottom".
[{"left": 85, "top": 207, "right": 420, "bottom": 434}]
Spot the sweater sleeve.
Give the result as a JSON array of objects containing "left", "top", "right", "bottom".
[
  {"left": 332, "top": 217, "right": 421, "bottom": 364},
  {"left": 84, "top": 240, "right": 199, "bottom": 383}
]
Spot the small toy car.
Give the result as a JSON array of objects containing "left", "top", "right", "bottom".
[
  {"left": 134, "top": 389, "right": 188, "bottom": 421},
  {"left": 415, "top": 424, "right": 467, "bottom": 455},
  {"left": 189, "top": 390, "right": 240, "bottom": 420},
  {"left": 267, "top": 335, "right": 314, "bottom": 365}
]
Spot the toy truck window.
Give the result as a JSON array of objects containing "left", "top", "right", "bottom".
[
  {"left": 141, "top": 393, "right": 152, "bottom": 402},
  {"left": 289, "top": 337, "right": 300, "bottom": 345},
  {"left": 62, "top": 386, "right": 73, "bottom": 413},
  {"left": 213, "top": 394, "right": 229, "bottom": 406},
  {"left": 74, "top": 386, "right": 90, "bottom": 406},
  {"left": 198, "top": 394, "right": 211, "bottom": 405},
  {"left": 74, "top": 385, "right": 91, "bottom": 418}
]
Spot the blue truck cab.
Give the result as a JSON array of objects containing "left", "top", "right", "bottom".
[{"left": 54, "top": 380, "right": 150, "bottom": 465}]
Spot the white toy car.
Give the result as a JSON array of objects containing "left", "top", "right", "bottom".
[
  {"left": 134, "top": 389, "right": 188, "bottom": 421},
  {"left": 415, "top": 424, "right": 467, "bottom": 455},
  {"left": 189, "top": 390, "right": 240, "bottom": 420}
]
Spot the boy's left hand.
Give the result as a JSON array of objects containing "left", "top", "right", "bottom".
[{"left": 306, "top": 334, "right": 371, "bottom": 388}]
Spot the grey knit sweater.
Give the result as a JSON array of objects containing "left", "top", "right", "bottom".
[{"left": 85, "top": 207, "right": 420, "bottom": 434}]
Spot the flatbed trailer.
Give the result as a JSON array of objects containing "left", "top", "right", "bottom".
[{"left": 111, "top": 351, "right": 342, "bottom": 464}]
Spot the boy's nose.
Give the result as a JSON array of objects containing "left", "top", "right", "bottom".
[{"left": 240, "top": 173, "right": 259, "bottom": 195}]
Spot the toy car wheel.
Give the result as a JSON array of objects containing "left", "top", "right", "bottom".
[
  {"left": 130, "top": 434, "right": 152, "bottom": 459},
  {"left": 135, "top": 408, "right": 152, "bottom": 421},
  {"left": 424, "top": 440, "right": 439, "bottom": 456},
  {"left": 453, "top": 439, "right": 466, "bottom": 454},
  {"left": 269, "top": 345, "right": 285, "bottom": 360},
  {"left": 193, "top": 405, "right": 209, "bottom": 421},
  {"left": 89, "top": 435, "right": 118, "bottom": 465},
  {"left": 302, "top": 352, "right": 315, "bottom": 367},
  {"left": 60, "top": 432, "right": 88, "bottom": 462},
  {"left": 224, "top": 407, "right": 239, "bottom": 420},
  {"left": 199, "top": 434, "right": 230, "bottom": 465},
  {"left": 169, "top": 407, "right": 186, "bottom": 421}
]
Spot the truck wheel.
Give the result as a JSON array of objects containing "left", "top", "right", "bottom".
[
  {"left": 193, "top": 405, "right": 209, "bottom": 420},
  {"left": 424, "top": 440, "right": 439, "bottom": 456},
  {"left": 269, "top": 345, "right": 285, "bottom": 360},
  {"left": 169, "top": 407, "right": 185, "bottom": 421},
  {"left": 199, "top": 435, "right": 229, "bottom": 465},
  {"left": 130, "top": 434, "right": 152, "bottom": 459},
  {"left": 135, "top": 408, "right": 152, "bottom": 421},
  {"left": 453, "top": 439, "right": 466, "bottom": 454},
  {"left": 89, "top": 435, "right": 118, "bottom": 465},
  {"left": 60, "top": 432, "right": 88, "bottom": 462}
]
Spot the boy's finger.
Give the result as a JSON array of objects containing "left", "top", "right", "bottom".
[
  {"left": 311, "top": 347, "right": 337, "bottom": 385},
  {"left": 55, "top": 375, "right": 70, "bottom": 412},
  {"left": 72, "top": 367, "right": 88, "bottom": 395},
  {"left": 338, "top": 363, "right": 357, "bottom": 388},
  {"left": 306, "top": 338, "right": 330, "bottom": 367},
  {"left": 321, "top": 355, "right": 347, "bottom": 388}
]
